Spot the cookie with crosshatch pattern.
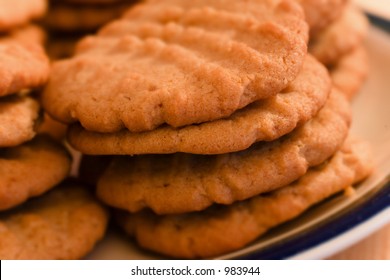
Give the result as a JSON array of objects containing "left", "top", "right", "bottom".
[
  {"left": 43, "top": 0, "right": 308, "bottom": 133},
  {"left": 67, "top": 55, "right": 331, "bottom": 155},
  {"left": 97, "top": 89, "right": 351, "bottom": 215}
]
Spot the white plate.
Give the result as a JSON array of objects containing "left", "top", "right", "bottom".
[
  {"left": 87, "top": 26, "right": 390, "bottom": 260},
  {"left": 354, "top": 0, "right": 390, "bottom": 21}
]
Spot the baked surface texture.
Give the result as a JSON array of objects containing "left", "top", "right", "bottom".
[
  {"left": 43, "top": 0, "right": 308, "bottom": 133},
  {"left": 117, "top": 139, "right": 373, "bottom": 258},
  {"left": 0, "top": 33, "right": 50, "bottom": 97},
  {"left": 309, "top": 4, "right": 369, "bottom": 65},
  {"left": 67, "top": 55, "right": 331, "bottom": 155},
  {"left": 0, "top": 95, "right": 40, "bottom": 147},
  {"left": 0, "top": 135, "right": 71, "bottom": 210},
  {"left": 0, "top": 183, "right": 109, "bottom": 260},
  {"left": 97, "top": 90, "right": 351, "bottom": 214},
  {"left": 298, "top": 0, "right": 347, "bottom": 35},
  {"left": 330, "top": 46, "right": 369, "bottom": 100}
]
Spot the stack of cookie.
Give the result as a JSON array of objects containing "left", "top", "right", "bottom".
[
  {"left": 0, "top": 0, "right": 109, "bottom": 260},
  {"left": 42, "top": 0, "right": 373, "bottom": 258},
  {"left": 305, "top": 0, "right": 369, "bottom": 99},
  {"left": 44, "top": 0, "right": 139, "bottom": 58}
]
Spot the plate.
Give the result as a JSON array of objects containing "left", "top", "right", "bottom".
[
  {"left": 354, "top": 0, "right": 390, "bottom": 21},
  {"left": 86, "top": 25, "right": 390, "bottom": 260}
]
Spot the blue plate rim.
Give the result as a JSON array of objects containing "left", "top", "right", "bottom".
[{"left": 237, "top": 180, "right": 390, "bottom": 260}]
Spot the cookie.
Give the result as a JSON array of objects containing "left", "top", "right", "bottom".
[
  {"left": 309, "top": 5, "right": 369, "bottom": 66},
  {"left": 0, "top": 135, "right": 71, "bottom": 211},
  {"left": 0, "top": 0, "right": 47, "bottom": 32},
  {"left": 67, "top": 55, "right": 330, "bottom": 155},
  {"left": 0, "top": 95, "right": 40, "bottom": 147},
  {"left": 117, "top": 139, "right": 373, "bottom": 258},
  {"left": 298, "top": 0, "right": 347, "bottom": 35},
  {"left": 330, "top": 46, "right": 369, "bottom": 100},
  {"left": 97, "top": 89, "right": 351, "bottom": 215},
  {"left": 0, "top": 35, "right": 50, "bottom": 97},
  {"left": 0, "top": 182, "right": 109, "bottom": 260},
  {"left": 43, "top": 3, "right": 131, "bottom": 32},
  {"left": 43, "top": 0, "right": 308, "bottom": 133}
]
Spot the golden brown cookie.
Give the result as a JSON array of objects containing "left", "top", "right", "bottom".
[
  {"left": 330, "top": 46, "right": 369, "bottom": 100},
  {"left": 0, "top": 0, "right": 47, "bottom": 32},
  {"left": 0, "top": 182, "right": 109, "bottom": 260},
  {"left": 67, "top": 55, "right": 331, "bottom": 155},
  {"left": 0, "top": 36, "right": 50, "bottom": 97},
  {"left": 117, "top": 139, "right": 373, "bottom": 258},
  {"left": 0, "top": 135, "right": 71, "bottom": 210},
  {"left": 97, "top": 89, "right": 351, "bottom": 215},
  {"left": 43, "top": 0, "right": 308, "bottom": 133},
  {"left": 298, "top": 0, "right": 347, "bottom": 35},
  {"left": 0, "top": 95, "right": 40, "bottom": 147},
  {"left": 309, "top": 5, "right": 369, "bottom": 66},
  {"left": 43, "top": 2, "right": 132, "bottom": 32}
]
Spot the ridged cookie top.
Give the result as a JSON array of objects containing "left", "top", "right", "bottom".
[
  {"left": 67, "top": 55, "right": 331, "bottom": 155},
  {"left": 43, "top": 0, "right": 308, "bottom": 132},
  {"left": 118, "top": 139, "right": 373, "bottom": 258},
  {"left": 97, "top": 89, "right": 351, "bottom": 214},
  {"left": 0, "top": 0, "right": 47, "bottom": 31}
]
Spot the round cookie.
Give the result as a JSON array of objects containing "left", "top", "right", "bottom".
[
  {"left": 0, "top": 95, "right": 40, "bottom": 147},
  {"left": 43, "top": 0, "right": 308, "bottom": 133},
  {"left": 117, "top": 139, "right": 373, "bottom": 258},
  {"left": 43, "top": 3, "right": 131, "bottom": 32},
  {"left": 97, "top": 89, "right": 351, "bottom": 215},
  {"left": 330, "top": 46, "right": 369, "bottom": 100},
  {"left": 0, "top": 35, "right": 50, "bottom": 97},
  {"left": 0, "top": 135, "right": 71, "bottom": 210},
  {"left": 67, "top": 55, "right": 331, "bottom": 155},
  {"left": 0, "top": 0, "right": 47, "bottom": 32},
  {"left": 309, "top": 5, "right": 369, "bottom": 66},
  {"left": 298, "top": 0, "right": 347, "bottom": 35},
  {"left": 0, "top": 182, "right": 109, "bottom": 260}
]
